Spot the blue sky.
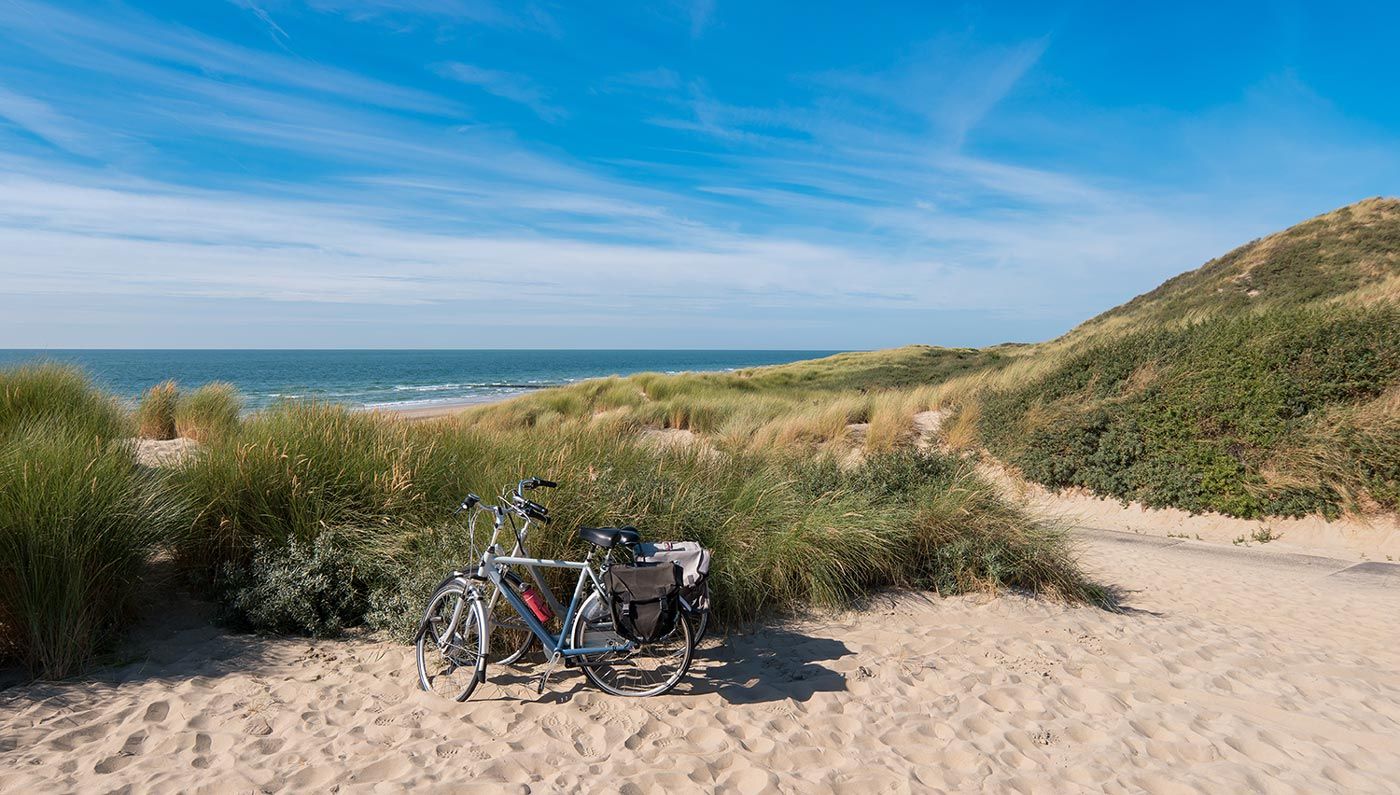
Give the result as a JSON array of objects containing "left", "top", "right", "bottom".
[{"left": 1, "top": 1, "right": 1397, "bottom": 349}]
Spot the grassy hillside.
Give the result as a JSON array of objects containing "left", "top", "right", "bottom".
[
  {"left": 1074, "top": 197, "right": 1400, "bottom": 339},
  {"left": 974, "top": 199, "right": 1399, "bottom": 517},
  {"left": 464, "top": 198, "right": 1400, "bottom": 519}
]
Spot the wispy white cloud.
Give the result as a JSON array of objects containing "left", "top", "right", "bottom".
[
  {"left": 603, "top": 68, "right": 682, "bottom": 92},
  {"left": 805, "top": 35, "right": 1051, "bottom": 147},
  {"left": 0, "top": 85, "right": 96, "bottom": 156},
  {"left": 437, "top": 63, "right": 565, "bottom": 122},
  {"left": 303, "top": 0, "right": 560, "bottom": 34},
  {"left": 0, "top": 0, "right": 456, "bottom": 116},
  {"left": 228, "top": 0, "right": 292, "bottom": 48}
]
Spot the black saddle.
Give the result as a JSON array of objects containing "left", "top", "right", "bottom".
[{"left": 578, "top": 525, "right": 641, "bottom": 549}]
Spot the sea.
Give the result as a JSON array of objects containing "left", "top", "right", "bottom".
[{"left": 0, "top": 350, "right": 838, "bottom": 411}]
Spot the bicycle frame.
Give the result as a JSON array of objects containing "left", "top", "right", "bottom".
[
  {"left": 480, "top": 547, "right": 631, "bottom": 659},
  {"left": 471, "top": 503, "right": 570, "bottom": 617}
]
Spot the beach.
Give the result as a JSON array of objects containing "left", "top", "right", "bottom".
[
  {"left": 372, "top": 398, "right": 503, "bottom": 421},
  {"left": 3, "top": 527, "right": 1397, "bottom": 793}
]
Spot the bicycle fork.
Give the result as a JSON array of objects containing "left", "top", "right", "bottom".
[{"left": 417, "top": 584, "right": 489, "bottom": 684}]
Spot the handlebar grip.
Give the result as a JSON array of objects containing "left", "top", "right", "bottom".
[
  {"left": 537, "top": 479, "right": 557, "bottom": 488},
  {"left": 453, "top": 493, "right": 480, "bottom": 515}
]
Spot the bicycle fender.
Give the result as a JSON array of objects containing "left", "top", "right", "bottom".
[{"left": 414, "top": 573, "right": 472, "bottom": 642}]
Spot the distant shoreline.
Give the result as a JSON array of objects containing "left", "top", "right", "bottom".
[
  {"left": 366, "top": 393, "right": 523, "bottom": 420},
  {"left": 0, "top": 349, "right": 838, "bottom": 413}
]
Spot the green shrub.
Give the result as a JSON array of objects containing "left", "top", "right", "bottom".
[
  {"left": 137, "top": 380, "right": 179, "bottom": 440},
  {"left": 175, "top": 382, "right": 242, "bottom": 443},
  {"left": 0, "top": 421, "right": 187, "bottom": 678},
  {"left": 980, "top": 306, "right": 1400, "bottom": 517},
  {"left": 219, "top": 531, "right": 373, "bottom": 637}
]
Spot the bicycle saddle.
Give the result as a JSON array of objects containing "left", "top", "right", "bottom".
[{"left": 578, "top": 525, "right": 641, "bottom": 549}]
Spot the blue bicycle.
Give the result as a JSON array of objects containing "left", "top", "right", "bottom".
[{"left": 415, "top": 478, "right": 695, "bottom": 701}]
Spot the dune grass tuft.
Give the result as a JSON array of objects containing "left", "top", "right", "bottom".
[
  {"left": 175, "top": 382, "right": 242, "bottom": 444},
  {"left": 137, "top": 380, "right": 180, "bottom": 440},
  {"left": 1, "top": 363, "right": 129, "bottom": 442},
  {"left": 0, "top": 364, "right": 194, "bottom": 678},
  {"left": 0, "top": 422, "right": 188, "bottom": 679}
]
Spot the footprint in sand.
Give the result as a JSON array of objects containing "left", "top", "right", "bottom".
[
  {"left": 572, "top": 737, "right": 599, "bottom": 758},
  {"left": 143, "top": 701, "right": 170, "bottom": 723},
  {"left": 121, "top": 730, "right": 147, "bottom": 755},
  {"left": 49, "top": 723, "right": 109, "bottom": 752},
  {"left": 253, "top": 737, "right": 284, "bottom": 756},
  {"left": 93, "top": 731, "right": 147, "bottom": 775},
  {"left": 93, "top": 754, "right": 134, "bottom": 775},
  {"left": 540, "top": 713, "right": 581, "bottom": 743}
]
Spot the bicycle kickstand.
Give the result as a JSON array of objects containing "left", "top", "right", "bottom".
[{"left": 536, "top": 651, "right": 563, "bottom": 695}]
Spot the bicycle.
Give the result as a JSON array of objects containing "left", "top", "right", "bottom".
[
  {"left": 461, "top": 478, "right": 710, "bottom": 663},
  {"left": 414, "top": 477, "right": 695, "bottom": 701}
]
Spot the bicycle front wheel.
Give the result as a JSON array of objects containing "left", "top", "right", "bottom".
[
  {"left": 416, "top": 582, "right": 488, "bottom": 702},
  {"left": 572, "top": 591, "right": 692, "bottom": 697}
]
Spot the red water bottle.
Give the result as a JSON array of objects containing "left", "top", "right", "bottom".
[{"left": 520, "top": 584, "right": 553, "bottom": 622}]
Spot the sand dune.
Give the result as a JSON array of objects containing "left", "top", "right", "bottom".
[{"left": 3, "top": 531, "right": 1398, "bottom": 793}]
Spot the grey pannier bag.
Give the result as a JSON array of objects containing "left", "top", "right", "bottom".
[
  {"left": 603, "top": 562, "right": 682, "bottom": 643},
  {"left": 636, "top": 541, "right": 711, "bottom": 614}
]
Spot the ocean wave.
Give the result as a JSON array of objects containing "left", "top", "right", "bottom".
[
  {"left": 392, "top": 382, "right": 562, "bottom": 392},
  {"left": 361, "top": 392, "right": 531, "bottom": 410}
]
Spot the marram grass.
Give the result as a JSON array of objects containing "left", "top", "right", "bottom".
[
  {"left": 137, "top": 380, "right": 179, "bottom": 440},
  {"left": 179, "top": 402, "right": 1107, "bottom": 638},
  {"left": 0, "top": 422, "right": 188, "bottom": 678},
  {"left": 174, "top": 382, "right": 242, "bottom": 444},
  {"left": 0, "top": 363, "right": 129, "bottom": 442}
]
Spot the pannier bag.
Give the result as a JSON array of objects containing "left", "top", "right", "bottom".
[
  {"left": 636, "top": 541, "right": 711, "bottom": 613},
  {"left": 603, "top": 562, "right": 682, "bottom": 643}
]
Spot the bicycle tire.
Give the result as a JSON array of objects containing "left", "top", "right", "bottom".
[
  {"left": 689, "top": 608, "right": 710, "bottom": 645},
  {"left": 572, "top": 590, "right": 693, "bottom": 697},
  {"left": 415, "top": 581, "right": 488, "bottom": 702}
]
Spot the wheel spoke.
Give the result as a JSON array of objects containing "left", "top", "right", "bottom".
[{"left": 416, "top": 584, "right": 487, "bottom": 701}]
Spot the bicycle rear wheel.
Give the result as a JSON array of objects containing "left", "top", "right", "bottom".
[
  {"left": 415, "top": 582, "right": 488, "bottom": 702},
  {"left": 572, "top": 591, "right": 692, "bottom": 697},
  {"left": 689, "top": 608, "right": 710, "bottom": 645}
]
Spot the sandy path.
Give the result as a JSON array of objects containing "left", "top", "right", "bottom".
[{"left": 3, "top": 532, "right": 1398, "bottom": 794}]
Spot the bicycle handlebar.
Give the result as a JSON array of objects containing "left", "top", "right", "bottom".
[
  {"left": 517, "top": 477, "right": 557, "bottom": 492},
  {"left": 455, "top": 478, "right": 556, "bottom": 524}
]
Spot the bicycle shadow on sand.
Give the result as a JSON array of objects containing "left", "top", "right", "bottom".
[
  {"left": 477, "top": 625, "right": 853, "bottom": 706},
  {"left": 678, "top": 625, "right": 853, "bottom": 704}
]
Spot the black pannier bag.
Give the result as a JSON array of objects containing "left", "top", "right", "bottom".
[
  {"left": 636, "top": 541, "right": 710, "bottom": 616},
  {"left": 603, "top": 562, "right": 682, "bottom": 643}
]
